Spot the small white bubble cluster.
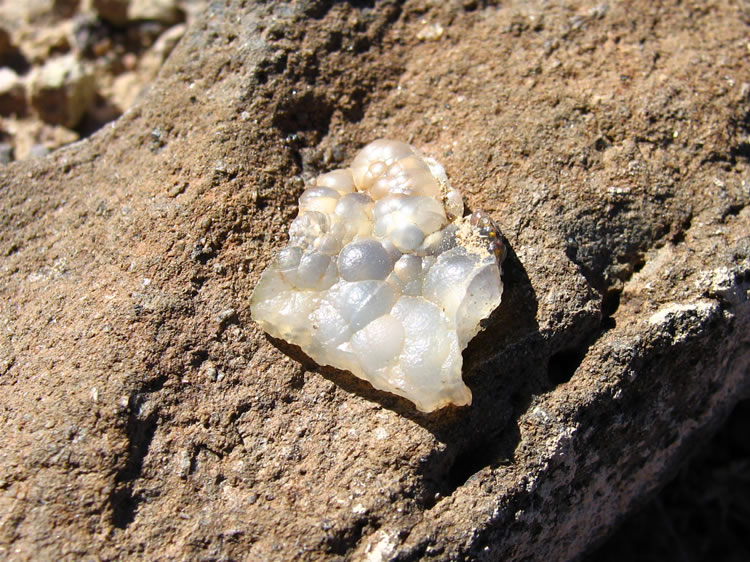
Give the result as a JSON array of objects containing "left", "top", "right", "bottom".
[{"left": 251, "top": 140, "right": 504, "bottom": 412}]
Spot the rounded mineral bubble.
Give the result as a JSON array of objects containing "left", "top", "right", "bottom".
[
  {"left": 315, "top": 169, "right": 356, "bottom": 195},
  {"left": 393, "top": 254, "right": 423, "bottom": 296},
  {"left": 393, "top": 254, "right": 422, "bottom": 282},
  {"left": 423, "top": 250, "right": 480, "bottom": 318},
  {"left": 351, "top": 314, "right": 405, "bottom": 374},
  {"left": 313, "top": 233, "right": 342, "bottom": 255},
  {"left": 334, "top": 193, "right": 374, "bottom": 237},
  {"left": 329, "top": 280, "right": 397, "bottom": 332},
  {"left": 289, "top": 211, "right": 330, "bottom": 249},
  {"left": 455, "top": 262, "right": 503, "bottom": 346},
  {"left": 311, "top": 301, "right": 351, "bottom": 347},
  {"left": 372, "top": 195, "right": 446, "bottom": 251},
  {"left": 399, "top": 196, "right": 446, "bottom": 235},
  {"left": 371, "top": 156, "right": 441, "bottom": 199},
  {"left": 368, "top": 157, "right": 439, "bottom": 200},
  {"left": 379, "top": 238, "right": 404, "bottom": 262},
  {"left": 350, "top": 139, "right": 415, "bottom": 192},
  {"left": 276, "top": 246, "right": 302, "bottom": 273},
  {"left": 388, "top": 223, "right": 425, "bottom": 252},
  {"left": 338, "top": 239, "right": 393, "bottom": 281},
  {"left": 391, "top": 296, "right": 450, "bottom": 381},
  {"left": 284, "top": 251, "right": 335, "bottom": 290},
  {"left": 372, "top": 194, "right": 405, "bottom": 221},
  {"left": 299, "top": 187, "right": 340, "bottom": 214}
]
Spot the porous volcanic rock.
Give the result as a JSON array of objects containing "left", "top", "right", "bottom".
[{"left": 0, "top": 1, "right": 748, "bottom": 560}]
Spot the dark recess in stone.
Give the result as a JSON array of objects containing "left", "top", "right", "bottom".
[
  {"left": 447, "top": 437, "right": 506, "bottom": 490},
  {"left": 324, "top": 514, "right": 378, "bottom": 555},
  {"left": 110, "top": 404, "right": 159, "bottom": 529},
  {"left": 548, "top": 347, "right": 587, "bottom": 385},
  {"left": 272, "top": 90, "right": 334, "bottom": 138},
  {"left": 601, "top": 289, "right": 621, "bottom": 330}
]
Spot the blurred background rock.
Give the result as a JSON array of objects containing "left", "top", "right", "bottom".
[{"left": 0, "top": 0, "right": 204, "bottom": 161}]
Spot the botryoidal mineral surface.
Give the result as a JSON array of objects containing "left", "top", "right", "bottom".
[{"left": 251, "top": 140, "right": 505, "bottom": 412}]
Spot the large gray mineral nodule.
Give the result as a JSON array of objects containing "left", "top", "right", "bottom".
[{"left": 250, "top": 139, "right": 505, "bottom": 412}]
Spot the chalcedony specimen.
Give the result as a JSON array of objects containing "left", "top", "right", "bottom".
[{"left": 251, "top": 139, "right": 505, "bottom": 412}]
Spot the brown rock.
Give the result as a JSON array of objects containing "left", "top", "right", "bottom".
[
  {"left": 92, "top": 0, "right": 128, "bottom": 26},
  {"left": 129, "top": 0, "right": 183, "bottom": 25},
  {"left": 0, "top": 27, "right": 11, "bottom": 59},
  {"left": 18, "top": 21, "right": 73, "bottom": 64},
  {"left": 0, "top": 1, "right": 748, "bottom": 560},
  {"left": 93, "top": 0, "right": 184, "bottom": 26},
  {"left": 0, "top": 67, "right": 27, "bottom": 116},
  {"left": 5, "top": 119, "right": 79, "bottom": 160},
  {"left": 29, "top": 53, "right": 96, "bottom": 128}
]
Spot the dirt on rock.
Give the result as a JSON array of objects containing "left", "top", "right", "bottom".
[{"left": 0, "top": 1, "right": 748, "bottom": 560}]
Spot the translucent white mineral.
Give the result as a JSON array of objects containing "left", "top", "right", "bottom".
[{"left": 251, "top": 139, "right": 505, "bottom": 412}]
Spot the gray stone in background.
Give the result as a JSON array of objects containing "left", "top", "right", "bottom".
[
  {"left": 0, "top": 0, "right": 747, "bottom": 560},
  {"left": 28, "top": 143, "right": 50, "bottom": 158},
  {"left": 0, "top": 143, "right": 13, "bottom": 164}
]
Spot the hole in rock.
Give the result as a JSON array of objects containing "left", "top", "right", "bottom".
[
  {"left": 190, "top": 349, "right": 209, "bottom": 368},
  {"left": 272, "top": 90, "right": 334, "bottom": 140},
  {"left": 601, "top": 288, "right": 621, "bottom": 330},
  {"left": 110, "top": 404, "right": 158, "bottom": 528},
  {"left": 447, "top": 438, "right": 505, "bottom": 491},
  {"left": 110, "top": 488, "right": 142, "bottom": 529},
  {"left": 548, "top": 347, "right": 586, "bottom": 385}
]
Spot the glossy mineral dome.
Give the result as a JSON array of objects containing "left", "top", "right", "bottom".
[{"left": 250, "top": 139, "right": 505, "bottom": 412}]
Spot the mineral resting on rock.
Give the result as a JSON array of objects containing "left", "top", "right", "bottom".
[{"left": 250, "top": 139, "right": 505, "bottom": 413}]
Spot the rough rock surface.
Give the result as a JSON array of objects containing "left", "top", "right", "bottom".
[{"left": 0, "top": 1, "right": 748, "bottom": 560}]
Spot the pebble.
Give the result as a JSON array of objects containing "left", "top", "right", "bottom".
[
  {"left": 0, "top": 143, "right": 14, "bottom": 164},
  {"left": 72, "top": 14, "right": 110, "bottom": 57},
  {"left": 0, "top": 67, "right": 26, "bottom": 116},
  {"left": 251, "top": 140, "right": 505, "bottom": 413},
  {"left": 0, "top": 27, "right": 11, "bottom": 59},
  {"left": 130, "top": 0, "right": 184, "bottom": 25},
  {"left": 29, "top": 54, "right": 97, "bottom": 128},
  {"left": 92, "top": 0, "right": 129, "bottom": 26},
  {"left": 29, "top": 144, "right": 50, "bottom": 158},
  {"left": 94, "top": 0, "right": 184, "bottom": 26}
]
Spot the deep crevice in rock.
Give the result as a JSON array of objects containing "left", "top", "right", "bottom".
[
  {"left": 446, "top": 435, "right": 509, "bottom": 492},
  {"left": 110, "top": 400, "right": 159, "bottom": 529},
  {"left": 323, "top": 514, "right": 380, "bottom": 556},
  {"left": 601, "top": 288, "right": 622, "bottom": 330},
  {"left": 548, "top": 347, "right": 588, "bottom": 385}
]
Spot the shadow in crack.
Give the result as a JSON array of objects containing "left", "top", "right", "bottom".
[
  {"left": 264, "top": 238, "right": 547, "bottom": 507},
  {"left": 412, "top": 241, "right": 545, "bottom": 505}
]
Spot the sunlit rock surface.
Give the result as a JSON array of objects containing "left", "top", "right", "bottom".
[{"left": 251, "top": 139, "right": 505, "bottom": 412}]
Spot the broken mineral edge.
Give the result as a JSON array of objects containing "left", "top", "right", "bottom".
[{"left": 250, "top": 139, "right": 505, "bottom": 412}]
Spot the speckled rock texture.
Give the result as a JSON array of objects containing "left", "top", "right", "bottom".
[{"left": 0, "top": 1, "right": 748, "bottom": 560}]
